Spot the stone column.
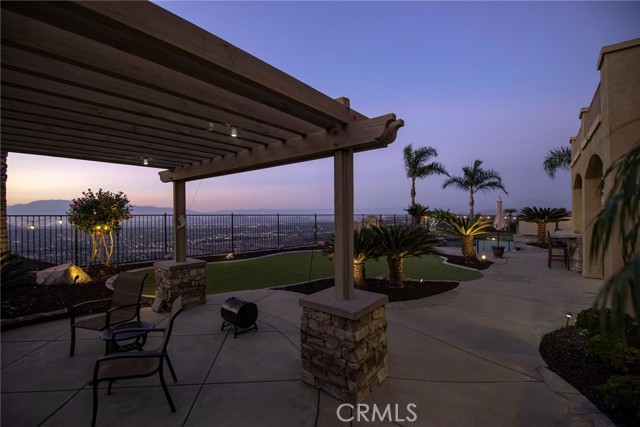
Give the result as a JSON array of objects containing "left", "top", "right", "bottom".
[
  {"left": 300, "top": 288, "right": 388, "bottom": 403},
  {"left": 154, "top": 258, "right": 206, "bottom": 308}
]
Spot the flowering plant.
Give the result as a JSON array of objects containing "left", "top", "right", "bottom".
[{"left": 67, "top": 189, "right": 133, "bottom": 266}]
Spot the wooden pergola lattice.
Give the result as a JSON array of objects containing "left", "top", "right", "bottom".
[{"left": 1, "top": 1, "right": 403, "bottom": 299}]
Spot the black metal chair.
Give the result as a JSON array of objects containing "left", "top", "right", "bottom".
[
  {"left": 68, "top": 272, "right": 147, "bottom": 356},
  {"left": 547, "top": 231, "right": 569, "bottom": 269},
  {"left": 91, "top": 296, "right": 183, "bottom": 427}
]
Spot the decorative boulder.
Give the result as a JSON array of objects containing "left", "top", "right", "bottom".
[{"left": 36, "top": 263, "right": 91, "bottom": 286}]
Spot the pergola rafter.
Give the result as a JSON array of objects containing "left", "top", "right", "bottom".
[{"left": 0, "top": 1, "right": 404, "bottom": 301}]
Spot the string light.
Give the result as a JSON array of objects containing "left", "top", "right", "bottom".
[
  {"left": 230, "top": 126, "right": 238, "bottom": 137},
  {"left": 143, "top": 157, "right": 149, "bottom": 166}
]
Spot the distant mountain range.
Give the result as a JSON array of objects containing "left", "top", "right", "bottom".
[
  {"left": 7, "top": 200, "right": 181, "bottom": 215},
  {"left": 7, "top": 198, "right": 571, "bottom": 216}
]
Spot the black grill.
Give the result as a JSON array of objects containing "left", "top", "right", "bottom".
[{"left": 220, "top": 297, "right": 258, "bottom": 338}]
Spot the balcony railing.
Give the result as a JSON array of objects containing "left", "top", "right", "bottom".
[{"left": 7, "top": 213, "right": 412, "bottom": 270}]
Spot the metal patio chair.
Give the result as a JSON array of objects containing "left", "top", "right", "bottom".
[
  {"left": 68, "top": 272, "right": 147, "bottom": 356},
  {"left": 91, "top": 296, "right": 183, "bottom": 427}
]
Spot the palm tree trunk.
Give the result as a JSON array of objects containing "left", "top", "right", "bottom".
[
  {"left": 537, "top": 222, "right": 547, "bottom": 245},
  {"left": 354, "top": 261, "right": 366, "bottom": 289},
  {"left": 468, "top": 191, "right": 475, "bottom": 217},
  {"left": 461, "top": 235, "right": 478, "bottom": 263},
  {"left": 410, "top": 178, "right": 416, "bottom": 206},
  {"left": 387, "top": 257, "right": 404, "bottom": 288}
]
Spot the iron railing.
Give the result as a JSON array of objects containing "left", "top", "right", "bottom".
[{"left": 7, "top": 213, "right": 412, "bottom": 270}]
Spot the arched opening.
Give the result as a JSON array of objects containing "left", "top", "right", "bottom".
[
  {"left": 572, "top": 174, "right": 583, "bottom": 234},
  {"left": 583, "top": 155, "right": 604, "bottom": 278}
]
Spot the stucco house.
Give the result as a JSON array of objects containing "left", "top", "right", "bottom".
[{"left": 570, "top": 38, "right": 640, "bottom": 280}]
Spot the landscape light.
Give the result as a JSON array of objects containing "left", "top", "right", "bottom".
[
  {"left": 481, "top": 255, "right": 486, "bottom": 260},
  {"left": 29, "top": 223, "right": 35, "bottom": 230},
  {"left": 143, "top": 157, "right": 149, "bottom": 165},
  {"left": 565, "top": 313, "right": 572, "bottom": 327},
  {"left": 230, "top": 126, "right": 238, "bottom": 137}
]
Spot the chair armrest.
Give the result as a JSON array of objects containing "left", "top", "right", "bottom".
[
  {"left": 96, "top": 351, "right": 167, "bottom": 364},
  {"left": 68, "top": 298, "right": 112, "bottom": 324},
  {"left": 106, "top": 302, "right": 142, "bottom": 314},
  {"left": 69, "top": 298, "right": 111, "bottom": 312},
  {"left": 111, "top": 327, "right": 165, "bottom": 339}
]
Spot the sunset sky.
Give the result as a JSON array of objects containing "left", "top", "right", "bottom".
[{"left": 6, "top": 1, "right": 639, "bottom": 214}]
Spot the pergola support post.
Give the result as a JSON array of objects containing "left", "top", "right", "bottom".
[
  {"left": 299, "top": 149, "right": 388, "bottom": 404},
  {"left": 333, "top": 149, "right": 355, "bottom": 300},
  {"left": 173, "top": 180, "right": 187, "bottom": 263},
  {"left": 153, "top": 179, "right": 206, "bottom": 309}
]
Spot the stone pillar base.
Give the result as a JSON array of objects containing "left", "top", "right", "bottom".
[
  {"left": 153, "top": 258, "right": 207, "bottom": 308},
  {"left": 299, "top": 288, "right": 388, "bottom": 404}
]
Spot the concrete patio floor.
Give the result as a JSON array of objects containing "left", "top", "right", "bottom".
[{"left": 1, "top": 247, "right": 614, "bottom": 427}]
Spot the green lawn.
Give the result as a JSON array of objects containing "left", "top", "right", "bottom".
[{"left": 141, "top": 251, "right": 481, "bottom": 295}]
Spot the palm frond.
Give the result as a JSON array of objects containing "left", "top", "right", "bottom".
[{"left": 543, "top": 146, "right": 572, "bottom": 179}]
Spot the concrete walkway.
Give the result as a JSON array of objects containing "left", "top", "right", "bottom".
[{"left": 1, "top": 248, "right": 614, "bottom": 426}]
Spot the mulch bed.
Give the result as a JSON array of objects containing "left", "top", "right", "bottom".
[
  {"left": 539, "top": 327, "right": 640, "bottom": 427},
  {"left": 1, "top": 265, "right": 153, "bottom": 325},
  {"left": 276, "top": 278, "right": 458, "bottom": 302}
]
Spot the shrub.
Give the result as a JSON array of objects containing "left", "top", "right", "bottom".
[
  {"left": 67, "top": 189, "right": 132, "bottom": 267},
  {"left": 575, "top": 308, "right": 639, "bottom": 345},
  {"left": 586, "top": 335, "right": 640, "bottom": 373},
  {"left": 597, "top": 375, "right": 640, "bottom": 414},
  {"left": 575, "top": 308, "right": 605, "bottom": 337}
]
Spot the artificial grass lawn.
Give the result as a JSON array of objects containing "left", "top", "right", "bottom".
[{"left": 141, "top": 251, "right": 481, "bottom": 295}]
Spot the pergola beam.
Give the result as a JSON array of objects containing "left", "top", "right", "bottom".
[
  {"left": 1, "top": 45, "right": 301, "bottom": 142},
  {"left": 160, "top": 115, "right": 403, "bottom": 182},
  {"left": 1, "top": 5, "right": 348, "bottom": 133},
  {"left": 9, "top": 1, "right": 367, "bottom": 126}
]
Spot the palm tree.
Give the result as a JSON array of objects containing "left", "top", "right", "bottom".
[
  {"left": 429, "top": 208, "right": 454, "bottom": 232},
  {"left": 441, "top": 215, "right": 492, "bottom": 263},
  {"left": 543, "top": 146, "right": 572, "bottom": 179},
  {"left": 591, "top": 146, "right": 639, "bottom": 332},
  {"left": 404, "top": 203, "right": 429, "bottom": 226},
  {"left": 323, "top": 227, "right": 382, "bottom": 289},
  {"left": 519, "top": 206, "right": 571, "bottom": 245},
  {"left": 442, "top": 159, "right": 508, "bottom": 217},
  {"left": 403, "top": 144, "right": 447, "bottom": 207},
  {"left": 371, "top": 224, "right": 438, "bottom": 288}
]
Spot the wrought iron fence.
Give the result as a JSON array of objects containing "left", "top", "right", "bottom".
[{"left": 7, "top": 213, "right": 411, "bottom": 270}]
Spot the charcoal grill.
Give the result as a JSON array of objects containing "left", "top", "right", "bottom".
[{"left": 220, "top": 297, "right": 258, "bottom": 338}]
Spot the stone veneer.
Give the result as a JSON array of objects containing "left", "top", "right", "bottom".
[
  {"left": 299, "top": 288, "right": 388, "bottom": 404},
  {"left": 570, "top": 236, "right": 583, "bottom": 274},
  {"left": 154, "top": 258, "right": 207, "bottom": 308}
]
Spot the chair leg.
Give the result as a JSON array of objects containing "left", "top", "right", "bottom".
[
  {"left": 92, "top": 379, "right": 99, "bottom": 427},
  {"left": 70, "top": 326, "right": 76, "bottom": 357},
  {"left": 165, "top": 355, "right": 178, "bottom": 382},
  {"left": 159, "top": 365, "right": 176, "bottom": 413},
  {"left": 107, "top": 380, "right": 114, "bottom": 395}
]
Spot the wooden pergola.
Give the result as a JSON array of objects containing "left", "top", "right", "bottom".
[{"left": 1, "top": 1, "right": 403, "bottom": 299}]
